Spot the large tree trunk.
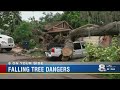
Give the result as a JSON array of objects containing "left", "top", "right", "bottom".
[
  {"left": 61, "top": 36, "right": 73, "bottom": 61},
  {"left": 61, "top": 21, "right": 120, "bottom": 61},
  {"left": 70, "top": 21, "right": 120, "bottom": 41}
]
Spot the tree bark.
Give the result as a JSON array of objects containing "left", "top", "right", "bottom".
[
  {"left": 62, "top": 37, "right": 73, "bottom": 56},
  {"left": 61, "top": 36, "right": 74, "bottom": 61},
  {"left": 69, "top": 21, "right": 120, "bottom": 41}
]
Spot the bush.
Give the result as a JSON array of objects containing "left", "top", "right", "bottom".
[
  {"left": 13, "top": 21, "right": 33, "bottom": 44},
  {"left": 82, "top": 36, "right": 120, "bottom": 79},
  {"left": 29, "top": 39, "right": 36, "bottom": 49},
  {"left": 101, "top": 74, "right": 120, "bottom": 79},
  {"left": 84, "top": 36, "right": 120, "bottom": 62}
]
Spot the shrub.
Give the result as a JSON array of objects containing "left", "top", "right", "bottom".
[
  {"left": 29, "top": 39, "right": 36, "bottom": 49},
  {"left": 82, "top": 36, "right": 120, "bottom": 79},
  {"left": 84, "top": 36, "right": 120, "bottom": 62},
  {"left": 13, "top": 21, "right": 33, "bottom": 44}
]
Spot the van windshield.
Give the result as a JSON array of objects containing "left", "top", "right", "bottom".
[{"left": 8, "top": 38, "right": 13, "bottom": 43}]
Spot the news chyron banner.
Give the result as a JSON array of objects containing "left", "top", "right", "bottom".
[{"left": 0, "top": 62, "right": 120, "bottom": 73}]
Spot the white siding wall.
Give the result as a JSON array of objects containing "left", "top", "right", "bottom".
[{"left": 83, "top": 36, "right": 100, "bottom": 45}]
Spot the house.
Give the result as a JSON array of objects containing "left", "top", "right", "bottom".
[
  {"left": 44, "top": 21, "right": 73, "bottom": 37},
  {"left": 79, "top": 35, "right": 112, "bottom": 47},
  {"left": 79, "top": 36, "right": 100, "bottom": 45}
]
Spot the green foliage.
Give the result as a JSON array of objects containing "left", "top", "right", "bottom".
[
  {"left": 0, "top": 11, "right": 21, "bottom": 35},
  {"left": 13, "top": 21, "right": 38, "bottom": 49},
  {"left": 28, "top": 51, "right": 45, "bottom": 57},
  {"left": 102, "top": 74, "right": 120, "bottom": 79},
  {"left": 79, "top": 11, "right": 120, "bottom": 25},
  {"left": 82, "top": 36, "right": 120, "bottom": 79},
  {"left": 60, "top": 11, "right": 120, "bottom": 29},
  {"left": 35, "top": 44, "right": 42, "bottom": 48},
  {"left": 39, "top": 12, "right": 62, "bottom": 30},
  {"left": 13, "top": 21, "right": 33, "bottom": 43},
  {"left": 29, "top": 17, "right": 41, "bottom": 30},
  {"left": 61, "top": 11, "right": 84, "bottom": 28},
  {"left": 83, "top": 36, "right": 120, "bottom": 62},
  {"left": 29, "top": 39, "right": 36, "bottom": 49}
]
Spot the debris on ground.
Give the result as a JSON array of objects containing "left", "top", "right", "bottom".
[{"left": 11, "top": 47, "right": 45, "bottom": 60}]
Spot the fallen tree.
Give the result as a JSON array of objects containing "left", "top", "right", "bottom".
[
  {"left": 33, "top": 21, "right": 120, "bottom": 61},
  {"left": 36, "top": 30, "right": 67, "bottom": 51},
  {"left": 70, "top": 21, "right": 120, "bottom": 41},
  {"left": 61, "top": 21, "right": 120, "bottom": 61}
]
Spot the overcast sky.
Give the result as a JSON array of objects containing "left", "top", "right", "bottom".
[{"left": 20, "top": 11, "right": 63, "bottom": 21}]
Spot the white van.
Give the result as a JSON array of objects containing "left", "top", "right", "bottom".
[{"left": 0, "top": 34, "right": 15, "bottom": 52}]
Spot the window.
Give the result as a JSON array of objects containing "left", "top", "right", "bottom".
[
  {"left": 74, "top": 43, "right": 81, "bottom": 50},
  {"left": 8, "top": 38, "right": 13, "bottom": 43}
]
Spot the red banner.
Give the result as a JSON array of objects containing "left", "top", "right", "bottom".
[{"left": 0, "top": 65, "right": 6, "bottom": 73}]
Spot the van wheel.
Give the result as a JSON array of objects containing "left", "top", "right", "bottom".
[
  {"left": 61, "top": 56, "right": 70, "bottom": 61},
  {"left": 58, "top": 55, "right": 62, "bottom": 61},
  {"left": 68, "top": 56, "right": 72, "bottom": 61},
  {"left": 5, "top": 48, "right": 12, "bottom": 51}
]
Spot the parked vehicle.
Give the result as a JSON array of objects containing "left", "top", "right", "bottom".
[
  {"left": 45, "top": 41, "right": 86, "bottom": 60},
  {"left": 0, "top": 34, "right": 15, "bottom": 52}
]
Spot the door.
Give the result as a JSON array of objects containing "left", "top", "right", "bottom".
[{"left": 72, "top": 42, "right": 83, "bottom": 59}]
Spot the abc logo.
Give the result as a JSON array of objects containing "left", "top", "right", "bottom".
[{"left": 98, "top": 64, "right": 106, "bottom": 72}]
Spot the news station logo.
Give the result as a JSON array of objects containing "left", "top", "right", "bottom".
[
  {"left": 98, "top": 64, "right": 106, "bottom": 72},
  {"left": 106, "top": 65, "right": 116, "bottom": 71}
]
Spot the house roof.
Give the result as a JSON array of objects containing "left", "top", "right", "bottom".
[
  {"left": 44, "top": 21, "right": 73, "bottom": 30},
  {"left": 46, "top": 29, "right": 71, "bottom": 33}
]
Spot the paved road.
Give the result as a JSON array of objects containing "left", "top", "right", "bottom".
[
  {"left": 0, "top": 53, "right": 106, "bottom": 79},
  {"left": 0, "top": 74, "right": 105, "bottom": 79},
  {"left": 0, "top": 53, "right": 29, "bottom": 62}
]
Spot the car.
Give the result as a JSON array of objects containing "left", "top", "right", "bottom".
[{"left": 45, "top": 41, "right": 87, "bottom": 61}]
